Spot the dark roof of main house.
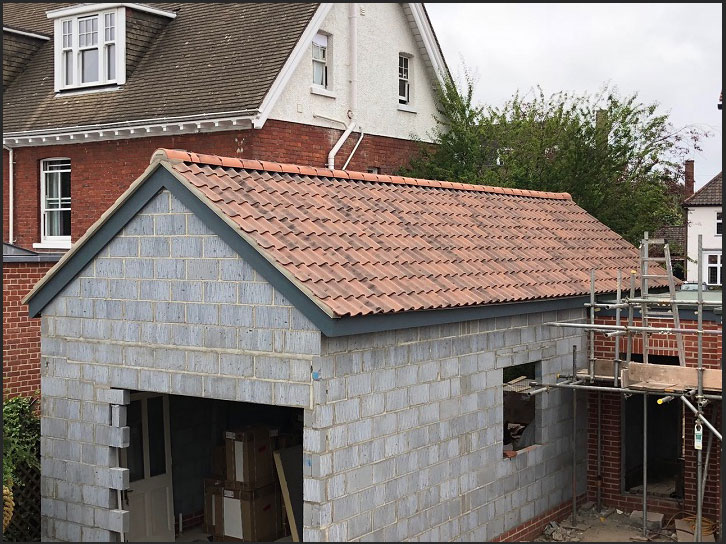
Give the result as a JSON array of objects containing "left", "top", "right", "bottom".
[
  {"left": 26, "top": 149, "right": 671, "bottom": 325},
  {"left": 2, "top": 3, "right": 319, "bottom": 133},
  {"left": 683, "top": 172, "right": 722, "bottom": 207}
]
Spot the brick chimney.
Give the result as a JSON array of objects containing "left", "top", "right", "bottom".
[{"left": 684, "top": 159, "right": 694, "bottom": 197}]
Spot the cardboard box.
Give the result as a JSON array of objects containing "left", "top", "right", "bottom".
[
  {"left": 225, "top": 427, "right": 274, "bottom": 489},
  {"left": 203, "top": 479, "right": 281, "bottom": 542}
]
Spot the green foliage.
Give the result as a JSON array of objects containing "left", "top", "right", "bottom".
[
  {"left": 3, "top": 397, "right": 40, "bottom": 488},
  {"left": 403, "top": 75, "right": 707, "bottom": 245}
]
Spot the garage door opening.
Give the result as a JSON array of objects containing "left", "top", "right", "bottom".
[
  {"left": 623, "top": 354, "right": 684, "bottom": 500},
  {"left": 120, "top": 393, "right": 303, "bottom": 542}
]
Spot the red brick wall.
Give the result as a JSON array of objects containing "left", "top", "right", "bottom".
[
  {"left": 2, "top": 262, "right": 55, "bottom": 399},
  {"left": 491, "top": 495, "right": 587, "bottom": 542},
  {"left": 3, "top": 120, "right": 429, "bottom": 248},
  {"left": 588, "top": 316, "right": 722, "bottom": 524}
]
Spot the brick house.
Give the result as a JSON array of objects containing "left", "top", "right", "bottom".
[
  {"left": 23, "top": 148, "right": 663, "bottom": 541},
  {"left": 3, "top": 2, "right": 448, "bottom": 398}
]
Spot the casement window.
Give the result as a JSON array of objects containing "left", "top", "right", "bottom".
[
  {"left": 39, "top": 159, "right": 72, "bottom": 248},
  {"left": 53, "top": 7, "right": 126, "bottom": 91},
  {"left": 705, "top": 253, "right": 722, "bottom": 285},
  {"left": 716, "top": 212, "right": 722, "bottom": 235},
  {"left": 398, "top": 54, "right": 411, "bottom": 105},
  {"left": 312, "top": 33, "right": 328, "bottom": 88}
]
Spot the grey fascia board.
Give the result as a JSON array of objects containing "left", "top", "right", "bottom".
[
  {"left": 596, "top": 306, "right": 722, "bottom": 324},
  {"left": 3, "top": 254, "right": 63, "bottom": 263},
  {"left": 27, "top": 166, "right": 595, "bottom": 336}
]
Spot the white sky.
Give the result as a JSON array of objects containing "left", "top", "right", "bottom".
[{"left": 426, "top": 3, "right": 722, "bottom": 191}]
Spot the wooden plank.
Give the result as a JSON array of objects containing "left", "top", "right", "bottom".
[
  {"left": 273, "top": 446, "right": 302, "bottom": 543},
  {"left": 576, "top": 358, "right": 622, "bottom": 380},
  {"left": 628, "top": 362, "right": 722, "bottom": 392}
]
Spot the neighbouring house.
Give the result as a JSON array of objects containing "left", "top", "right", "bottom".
[
  {"left": 683, "top": 171, "right": 722, "bottom": 286},
  {"left": 23, "top": 148, "right": 667, "bottom": 542},
  {"left": 2, "top": 2, "right": 448, "bottom": 398}
]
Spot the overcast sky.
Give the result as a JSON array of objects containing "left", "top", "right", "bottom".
[{"left": 426, "top": 3, "right": 722, "bottom": 190}]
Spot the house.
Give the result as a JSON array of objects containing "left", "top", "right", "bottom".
[
  {"left": 683, "top": 171, "right": 722, "bottom": 285},
  {"left": 25, "top": 148, "right": 669, "bottom": 542},
  {"left": 3, "top": 2, "right": 448, "bottom": 398}
]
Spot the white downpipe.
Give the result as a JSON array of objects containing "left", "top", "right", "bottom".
[
  {"left": 342, "top": 126, "right": 365, "bottom": 170},
  {"left": 4, "top": 145, "right": 13, "bottom": 244},
  {"left": 327, "top": 3, "right": 359, "bottom": 170},
  {"left": 327, "top": 121, "right": 356, "bottom": 170}
]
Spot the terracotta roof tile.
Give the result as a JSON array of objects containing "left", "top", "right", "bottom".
[
  {"left": 683, "top": 172, "right": 722, "bottom": 207},
  {"left": 155, "top": 148, "right": 669, "bottom": 317}
]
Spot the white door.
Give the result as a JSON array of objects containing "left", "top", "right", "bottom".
[{"left": 121, "top": 393, "right": 175, "bottom": 542}]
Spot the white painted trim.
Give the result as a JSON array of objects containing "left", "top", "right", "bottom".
[
  {"left": 310, "top": 85, "right": 337, "bottom": 99},
  {"left": 47, "top": 3, "right": 176, "bottom": 20},
  {"left": 3, "top": 113, "right": 256, "bottom": 147},
  {"left": 397, "top": 104, "right": 417, "bottom": 114},
  {"left": 3, "top": 26, "right": 50, "bottom": 41},
  {"left": 39, "top": 157, "right": 72, "bottom": 247},
  {"left": 253, "top": 3, "right": 334, "bottom": 129},
  {"left": 406, "top": 3, "right": 447, "bottom": 86}
]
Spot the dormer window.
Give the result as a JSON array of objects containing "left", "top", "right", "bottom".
[
  {"left": 53, "top": 7, "right": 125, "bottom": 91},
  {"left": 48, "top": 3, "right": 175, "bottom": 93}
]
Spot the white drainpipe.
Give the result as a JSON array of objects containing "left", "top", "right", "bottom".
[
  {"left": 327, "top": 3, "right": 360, "bottom": 170},
  {"left": 4, "top": 145, "right": 14, "bottom": 244}
]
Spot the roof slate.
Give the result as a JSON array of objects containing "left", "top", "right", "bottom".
[
  {"left": 159, "top": 149, "right": 668, "bottom": 318},
  {"left": 683, "top": 172, "right": 722, "bottom": 207},
  {"left": 2, "top": 3, "right": 319, "bottom": 133}
]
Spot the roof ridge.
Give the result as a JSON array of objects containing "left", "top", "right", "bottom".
[
  {"left": 152, "top": 148, "right": 572, "bottom": 201},
  {"left": 682, "top": 171, "right": 722, "bottom": 206}
]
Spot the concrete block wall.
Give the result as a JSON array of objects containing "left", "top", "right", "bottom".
[
  {"left": 40, "top": 189, "right": 319, "bottom": 541},
  {"left": 302, "top": 310, "right": 589, "bottom": 542}
]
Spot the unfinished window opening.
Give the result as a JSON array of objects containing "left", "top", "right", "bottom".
[
  {"left": 502, "top": 361, "right": 540, "bottom": 454},
  {"left": 629, "top": 353, "right": 680, "bottom": 366},
  {"left": 121, "top": 393, "right": 302, "bottom": 542},
  {"left": 623, "top": 393, "right": 683, "bottom": 500}
]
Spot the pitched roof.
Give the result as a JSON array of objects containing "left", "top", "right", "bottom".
[
  {"left": 652, "top": 225, "right": 686, "bottom": 256},
  {"left": 2, "top": 3, "right": 319, "bottom": 133},
  {"left": 683, "top": 172, "right": 722, "bottom": 207}
]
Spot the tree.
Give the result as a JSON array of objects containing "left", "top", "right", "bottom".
[{"left": 402, "top": 75, "right": 707, "bottom": 245}]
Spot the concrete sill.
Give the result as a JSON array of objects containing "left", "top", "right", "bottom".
[
  {"left": 310, "top": 86, "right": 336, "bottom": 99},
  {"left": 33, "top": 240, "right": 72, "bottom": 250},
  {"left": 397, "top": 104, "right": 417, "bottom": 113},
  {"left": 503, "top": 443, "right": 541, "bottom": 459}
]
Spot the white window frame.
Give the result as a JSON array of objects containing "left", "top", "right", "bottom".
[
  {"left": 704, "top": 252, "right": 722, "bottom": 286},
  {"left": 398, "top": 54, "right": 411, "bottom": 105},
  {"left": 53, "top": 7, "right": 126, "bottom": 92},
  {"left": 716, "top": 211, "right": 722, "bottom": 236},
  {"left": 312, "top": 33, "right": 329, "bottom": 89},
  {"left": 35, "top": 158, "right": 72, "bottom": 250}
]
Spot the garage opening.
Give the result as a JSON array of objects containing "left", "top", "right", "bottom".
[
  {"left": 623, "top": 353, "right": 684, "bottom": 499},
  {"left": 121, "top": 393, "right": 303, "bottom": 542}
]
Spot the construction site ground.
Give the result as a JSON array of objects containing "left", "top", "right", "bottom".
[{"left": 534, "top": 503, "right": 703, "bottom": 543}]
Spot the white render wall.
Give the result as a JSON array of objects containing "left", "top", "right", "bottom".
[
  {"left": 269, "top": 3, "right": 440, "bottom": 143},
  {"left": 686, "top": 205, "right": 722, "bottom": 282}
]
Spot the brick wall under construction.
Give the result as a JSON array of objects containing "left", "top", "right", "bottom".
[{"left": 588, "top": 315, "right": 722, "bottom": 525}]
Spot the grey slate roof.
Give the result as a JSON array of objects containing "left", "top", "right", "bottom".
[
  {"left": 2, "top": 3, "right": 319, "bottom": 133},
  {"left": 683, "top": 172, "right": 722, "bottom": 207}
]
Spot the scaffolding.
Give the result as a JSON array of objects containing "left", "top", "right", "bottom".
[{"left": 528, "top": 234, "right": 722, "bottom": 541}]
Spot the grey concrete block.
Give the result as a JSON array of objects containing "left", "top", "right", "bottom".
[
  {"left": 123, "top": 300, "right": 153, "bottom": 321},
  {"left": 108, "top": 236, "right": 139, "bottom": 257},
  {"left": 237, "top": 379, "right": 274, "bottom": 404},
  {"left": 219, "top": 353, "right": 253, "bottom": 377},
  {"left": 140, "top": 237, "right": 170, "bottom": 257},
  {"left": 255, "top": 306, "right": 290, "bottom": 329},
  {"left": 186, "top": 304, "right": 218, "bottom": 325},
  {"left": 139, "top": 280, "right": 170, "bottom": 300},
  {"left": 274, "top": 382, "right": 310, "bottom": 407},
  {"left": 334, "top": 399, "right": 360, "bottom": 424},
  {"left": 205, "top": 376, "right": 237, "bottom": 400},
  {"left": 220, "top": 305, "right": 254, "bottom": 327},
  {"left": 141, "top": 192, "right": 170, "bottom": 213},
  {"left": 106, "top": 509, "right": 130, "bottom": 533},
  {"left": 171, "top": 373, "right": 204, "bottom": 397},
  {"left": 203, "top": 237, "right": 237, "bottom": 258},
  {"left": 155, "top": 302, "right": 186, "bottom": 323},
  {"left": 188, "top": 351, "right": 219, "bottom": 374},
  {"left": 255, "top": 356, "right": 290, "bottom": 380},
  {"left": 204, "top": 326, "right": 236, "bottom": 349},
  {"left": 139, "top": 370, "right": 170, "bottom": 393},
  {"left": 171, "top": 282, "right": 203, "bottom": 302},
  {"left": 238, "top": 282, "right": 273, "bottom": 305},
  {"left": 186, "top": 213, "right": 211, "bottom": 235},
  {"left": 170, "top": 236, "right": 203, "bottom": 258},
  {"left": 284, "top": 331, "right": 321, "bottom": 355},
  {"left": 187, "top": 259, "right": 219, "bottom": 280},
  {"left": 66, "top": 298, "right": 94, "bottom": 318},
  {"left": 123, "top": 214, "right": 154, "bottom": 236},
  {"left": 124, "top": 258, "right": 154, "bottom": 279},
  {"left": 154, "top": 348, "right": 187, "bottom": 371},
  {"left": 204, "top": 281, "right": 237, "bottom": 304},
  {"left": 155, "top": 259, "right": 186, "bottom": 280},
  {"left": 94, "top": 258, "right": 123, "bottom": 278},
  {"left": 154, "top": 214, "right": 187, "bottom": 235},
  {"left": 219, "top": 259, "right": 255, "bottom": 281}
]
